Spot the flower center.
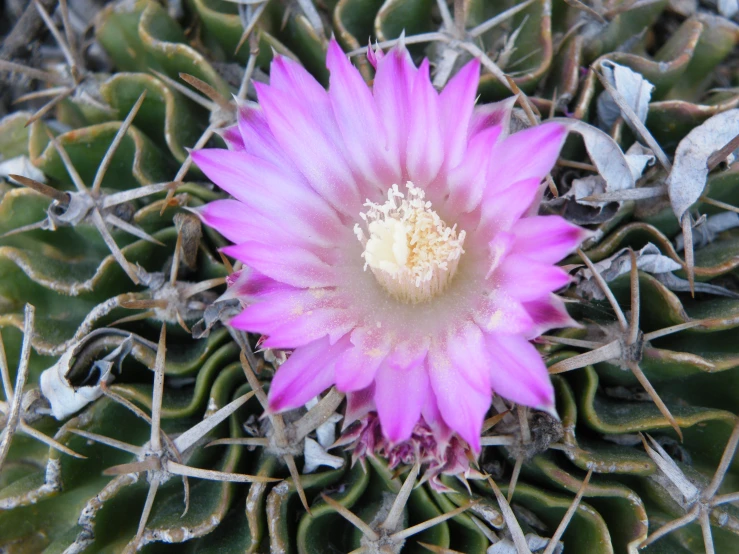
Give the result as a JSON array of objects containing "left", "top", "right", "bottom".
[{"left": 354, "top": 182, "right": 465, "bottom": 304}]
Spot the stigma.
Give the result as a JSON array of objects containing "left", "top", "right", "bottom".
[{"left": 354, "top": 182, "right": 465, "bottom": 304}]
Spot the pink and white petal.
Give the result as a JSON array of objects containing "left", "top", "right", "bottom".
[
  {"left": 335, "top": 326, "right": 392, "bottom": 392},
  {"left": 428, "top": 343, "right": 489, "bottom": 452},
  {"left": 191, "top": 149, "right": 304, "bottom": 206},
  {"left": 221, "top": 241, "right": 340, "bottom": 289},
  {"left": 373, "top": 45, "right": 416, "bottom": 170},
  {"left": 485, "top": 333, "right": 555, "bottom": 411},
  {"left": 487, "top": 123, "right": 567, "bottom": 192},
  {"left": 262, "top": 308, "right": 355, "bottom": 349},
  {"left": 268, "top": 337, "right": 348, "bottom": 412},
  {"left": 264, "top": 63, "right": 353, "bottom": 184},
  {"left": 444, "top": 125, "right": 501, "bottom": 214},
  {"left": 326, "top": 39, "right": 399, "bottom": 189},
  {"left": 495, "top": 255, "right": 572, "bottom": 301},
  {"left": 421, "top": 385, "right": 453, "bottom": 449},
  {"left": 477, "top": 176, "right": 541, "bottom": 238},
  {"left": 191, "top": 149, "right": 343, "bottom": 242},
  {"left": 468, "top": 96, "right": 517, "bottom": 139},
  {"left": 220, "top": 125, "right": 244, "bottom": 151},
  {"left": 473, "top": 291, "right": 534, "bottom": 336},
  {"left": 236, "top": 103, "right": 287, "bottom": 166},
  {"left": 268, "top": 55, "right": 333, "bottom": 128},
  {"left": 511, "top": 216, "right": 590, "bottom": 264},
  {"left": 196, "top": 199, "right": 330, "bottom": 249},
  {"left": 366, "top": 42, "right": 385, "bottom": 69},
  {"left": 523, "top": 294, "right": 580, "bottom": 339},
  {"left": 228, "top": 286, "right": 343, "bottom": 333},
  {"left": 223, "top": 269, "right": 293, "bottom": 301},
  {"left": 444, "top": 322, "right": 491, "bottom": 391},
  {"left": 256, "top": 83, "right": 361, "bottom": 214},
  {"left": 486, "top": 231, "right": 514, "bottom": 278},
  {"left": 193, "top": 200, "right": 253, "bottom": 244},
  {"left": 229, "top": 301, "right": 289, "bottom": 335},
  {"left": 374, "top": 358, "right": 429, "bottom": 443},
  {"left": 440, "top": 58, "right": 480, "bottom": 169},
  {"left": 387, "top": 336, "right": 430, "bottom": 370},
  {"left": 406, "top": 59, "right": 443, "bottom": 185}
]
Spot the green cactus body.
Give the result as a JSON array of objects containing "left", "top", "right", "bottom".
[{"left": 0, "top": 1, "right": 738, "bottom": 553}]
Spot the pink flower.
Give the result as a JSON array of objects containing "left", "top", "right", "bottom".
[
  {"left": 192, "top": 39, "right": 587, "bottom": 453},
  {"left": 336, "top": 412, "right": 482, "bottom": 492}
]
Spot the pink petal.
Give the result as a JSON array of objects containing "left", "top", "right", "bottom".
[
  {"left": 220, "top": 125, "right": 244, "bottom": 150},
  {"left": 326, "top": 39, "right": 398, "bottom": 190},
  {"left": 366, "top": 42, "right": 385, "bottom": 69},
  {"left": 523, "top": 294, "right": 580, "bottom": 339},
  {"left": 262, "top": 308, "right": 355, "bottom": 349},
  {"left": 387, "top": 336, "right": 430, "bottom": 370},
  {"left": 344, "top": 385, "right": 376, "bottom": 429},
  {"left": 228, "top": 286, "right": 342, "bottom": 334},
  {"left": 221, "top": 241, "right": 340, "bottom": 289},
  {"left": 440, "top": 58, "right": 480, "bottom": 169},
  {"left": 511, "top": 216, "right": 589, "bottom": 264},
  {"left": 268, "top": 55, "right": 335, "bottom": 133},
  {"left": 485, "top": 334, "right": 555, "bottom": 411},
  {"left": 256, "top": 83, "right": 361, "bottom": 215},
  {"left": 486, "top": 231, "right": 514, "bottom": 278},
  {"left": 191, "top": 149, "right": 342, "bottom": 242},
  {"left": 268, "top": 337, "right": 347, "bottom": 412},
  {"left": 428, "top": 338, "right": 490, "bottom": 452},
  {"left": 373, "top": 45, "right": 416, "bottom": 172},
  {"left": 477, "top": 176, "right": 541, "bottom": 238},
  {"left": 496, "top": 254, "right": 571, "bottom": 301},
  {"left": 224, "top": 269, "right": 292, "bottom": 301},
  {"left": 468, "top": 96, "right": 517, "bottom": 139},
  {"left": 195, "top": 200, "right": 254, "bottom": 244},
  {"left": 374, "top": 356, "right": 429, "bottom": 443},
  {"left": 196, "top": 200, "right": 331, "bottom": 250},
  {"left": 269, "top": 54, "right": 325, "bottom": 95},
  {"left": 473, "top": 291, "right": 534, "bottom": 335},
  {"left": 445, "top": 322, "right": 491, "bottom": 391},
  {"left": 487, "top": 123, "right": 567, "bottom": 193},
  {"left": 406, "top": 59, "right": 443, "bottom": 185},
  {"left": 334, "top": 326, "right": 392, "bottom": 392},
  {"left": 444, "top": 125, "right": 501, "bottom": 214},
  {"left": 266, "top": 58, "right": 352, "bottom": 182},
  {"left": 191, "top": 149, "right": 300, "bottom": 205},
  {"left": 421, "top": 386, "right": 453, "bottom": 448},
  {"left": 236, "top": 103, "right": 287, "bottom": 166}
]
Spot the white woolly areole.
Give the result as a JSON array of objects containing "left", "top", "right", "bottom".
[{"left": 354, "top": 182, "right": 465, "bottom": 304}]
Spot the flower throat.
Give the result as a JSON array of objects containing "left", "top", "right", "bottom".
[{"left": 354, "top": 182, "right": 465, "bottom": 304}]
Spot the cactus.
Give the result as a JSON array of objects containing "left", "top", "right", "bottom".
[{"left": 1, "top": 1, "right": 739, "bottom": 553}]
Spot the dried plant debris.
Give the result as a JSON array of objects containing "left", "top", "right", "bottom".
[
  {"left": 0, "top": 155, "right": 46, "bottom": 184},
  {"left": 596, "top": 61, "right": 654, "bottom": 134},
  {"left": 717, "top": 0, "right": 739, "bottom": 18},
  {"left": 675, "top": 211, "right": 739, "bottom": 251},
  {"left": 574, "top": 242, "right": 739, "bottom": 299},
  {"left": 562, "top": 142, "right": 655, "bottom": 218},
  {"left": 668, "top": 110, "right": 739, "bottom": 226},
  {"left": 39, "top": 330, "right": 149, "bottom": 420}
]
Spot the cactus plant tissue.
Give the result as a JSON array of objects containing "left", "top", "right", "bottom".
[{"left": 1, "top": 1, "right": 739, "bottom": 553}]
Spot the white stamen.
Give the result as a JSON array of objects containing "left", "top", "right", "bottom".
[{"left": 354, "top": 182, "right": 465, "bottom": 304}]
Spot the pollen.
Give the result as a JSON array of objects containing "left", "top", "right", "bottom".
[{"left": 354, "top": 182, "right": 465, "bottom": 304}]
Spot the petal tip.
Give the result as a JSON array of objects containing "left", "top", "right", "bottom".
[{"left": 538, "top": 401, "right": 560, "bottom": 422}]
